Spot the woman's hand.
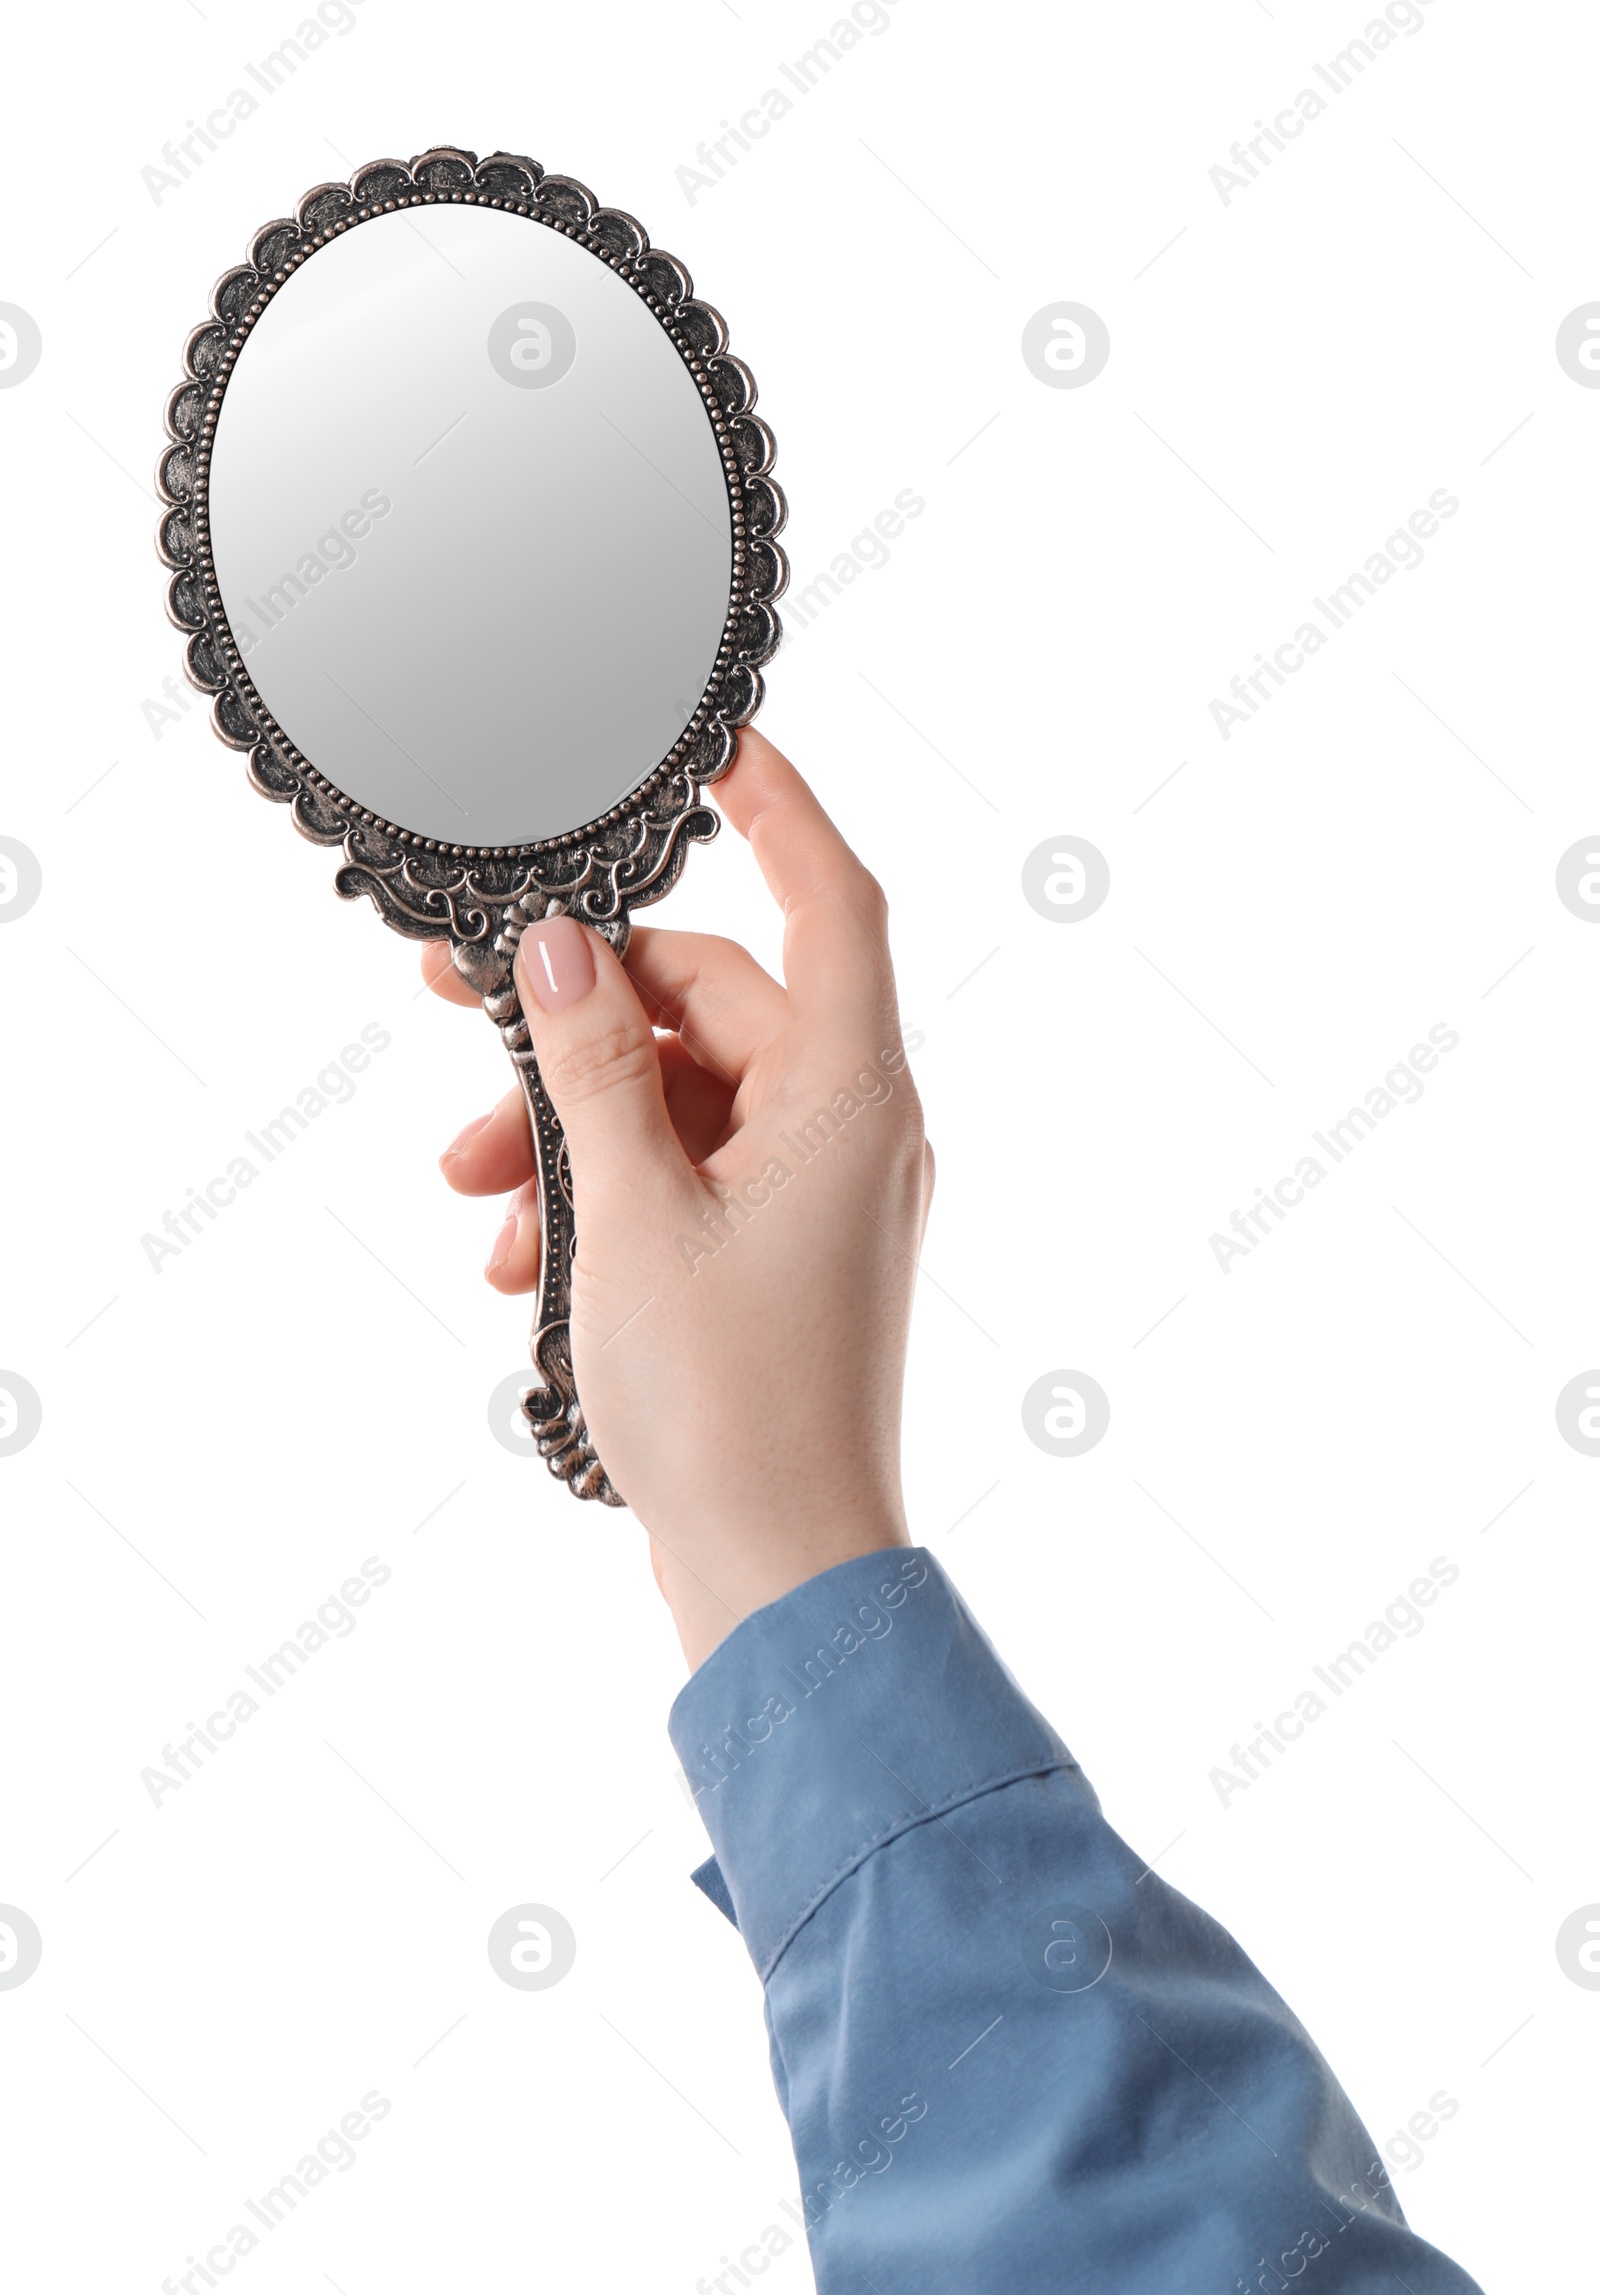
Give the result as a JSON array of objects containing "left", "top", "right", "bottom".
[{"left": 422, "top": 729, "right": 932, "bottom": 1671}]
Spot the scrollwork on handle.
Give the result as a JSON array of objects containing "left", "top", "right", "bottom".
[{"left": 476, "top": 897, "right": 626, "bottom": 1508}]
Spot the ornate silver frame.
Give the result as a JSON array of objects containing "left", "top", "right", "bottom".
[{"left": 156, "top": 144, "right": 786, "bottom": 1507}]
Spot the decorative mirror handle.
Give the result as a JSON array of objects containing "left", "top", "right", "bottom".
[{"left": 474, "top": 898, "right": 625, "bottom": 1508}]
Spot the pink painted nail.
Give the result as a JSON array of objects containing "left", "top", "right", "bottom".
[
  {"left": 520, "top": 914, "right": 596, "bottom": 1012},
  {"left": 487, "top": 1209, "right": 519, "bottom": 1274}
]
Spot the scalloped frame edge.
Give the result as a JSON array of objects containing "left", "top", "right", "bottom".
[{"left": 155, "top": 143, "right": 788, "bottom": 952}]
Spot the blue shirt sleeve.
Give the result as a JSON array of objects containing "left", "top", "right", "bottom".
[{"left": 668, "top": 1547, "right": 1487, "bottom": 2295}]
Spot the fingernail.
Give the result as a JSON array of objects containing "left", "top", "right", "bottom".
[
  {"left": 486, "top": 1208, "right": 518, "bottom": 1275},
  {"left": 519, "top": 914, "right": 596, "bottom": 1012},
  {"left": 440, "top": 1111, "right": 492, "bottom": 1165}
]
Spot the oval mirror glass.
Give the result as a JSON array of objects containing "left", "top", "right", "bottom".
[{"left": 206, "top": 202, "right": 735, "bottom": 847}]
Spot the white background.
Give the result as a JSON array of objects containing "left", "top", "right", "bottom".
[{"left": 1, "top": 1, "right": 1594, "bottom": 2287}]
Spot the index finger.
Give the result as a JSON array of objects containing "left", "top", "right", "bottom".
[
  {"left": 420, "top": 940, "right": 483, "bottom": 1009},
  {"left": 711, "top": 727, "right": 897, "bottom": 1036}
]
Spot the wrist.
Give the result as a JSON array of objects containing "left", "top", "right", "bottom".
[{"left": 652, "top": 1511, "right": 911, "bottom": 1674}]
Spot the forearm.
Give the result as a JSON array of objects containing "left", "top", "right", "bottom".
[{"left": 670, "top": 1550, "right": 1487, "bottom": 2294}]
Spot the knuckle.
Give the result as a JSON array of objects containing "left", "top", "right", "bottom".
[
  {"left": 879, "top": 1096, "right": 927, "bottom": 1190},
  {"left": 853, "top": 866, "right": 890, "bottom": 925},
  {"left": 891, "top": 1072, "right": 926, "bottom": 1134},
  {"left": 541, "top": 1020, "right": 657, "bottom": 1105}
]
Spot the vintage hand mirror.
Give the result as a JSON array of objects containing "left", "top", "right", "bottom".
[{"left": 156, "top": 145, "right": 785, "bottom": 1506}]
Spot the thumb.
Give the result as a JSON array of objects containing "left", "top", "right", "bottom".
[{"left": 511, "top": 912, "right": 687, "bottom": 1202}]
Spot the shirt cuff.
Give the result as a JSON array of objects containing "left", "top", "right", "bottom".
[{"left": 668, "top": 1546, "right": 1079, "bottom": 1979}]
